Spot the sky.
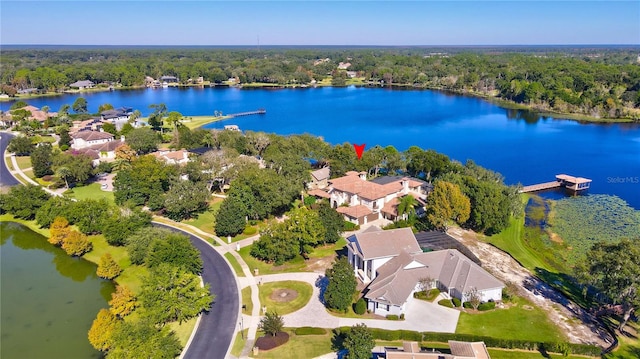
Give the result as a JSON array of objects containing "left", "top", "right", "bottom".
[{"left": 1, "top": 1, "right": 639, "bottom": 46}]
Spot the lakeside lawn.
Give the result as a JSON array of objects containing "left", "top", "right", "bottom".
[
  {"left": 258, "top": 281, "right": 313, "bottom": 315},
  {"left": 455, "top": 296, "right": 567, "bottom": 343}
]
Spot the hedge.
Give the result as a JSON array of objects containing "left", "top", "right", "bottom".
[
  {"left": 463, "top": 301, "right": 473, "bottom": 309},
  {"left": 333, "top": 327, "right": 601, "bottom": 357},
  {"left": 478, "top": 302, "right": 496, "bottom": 311},
  {"left": 386, "top": 314, "right": 399, "bottom": 320},
  {"left": 452, "top": 298, "right": 461, "bottom": 307},
  {"left": 438, "top": 299, "right": 453, "bottom": 308},
  {"left": 294, "top": 327, "right": 327, "bottom": 335}
]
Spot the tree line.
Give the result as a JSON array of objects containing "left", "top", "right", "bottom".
[{"left": 1, "top": 47, "right": 639, "bottom": 119}]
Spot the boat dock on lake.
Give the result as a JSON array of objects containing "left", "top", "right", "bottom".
[
  {"left": 228, "top": 108, "right": 266, "bottom": 118},
  {"left": 520, "top": 174, "right": 592, "bottom": 193}
]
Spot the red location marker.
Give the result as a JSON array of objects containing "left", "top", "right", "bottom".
[{"left": 353, "top": 144, "right": 366, "bottom": 160}]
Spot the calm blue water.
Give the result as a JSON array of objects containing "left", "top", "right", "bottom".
[
  {"left": 0, "top": 222, "right": 113, "bottom": 359},
  {"left": 3, "top": 87, "right": 639, "bottom": 208}
]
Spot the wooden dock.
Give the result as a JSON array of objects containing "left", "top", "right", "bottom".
[
  {"left": 228, "top": 109, "right": 266, "bottom": 118},
  {"left": 520, "top": 174, "right": 592, "bottom": 193}
]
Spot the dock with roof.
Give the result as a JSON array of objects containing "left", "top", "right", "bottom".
[{"left": 520, "top": 174, "right": 592, "bottom": 193}]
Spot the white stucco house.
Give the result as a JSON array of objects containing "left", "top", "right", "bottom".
[
  {"left": 328, "top": 171, "right": 431, "bottom": 225},
  {"left": 347, "top": 226, "right": 504, "bottom": 317}
]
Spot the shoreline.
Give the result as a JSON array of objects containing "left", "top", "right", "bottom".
[{"left": 2, "top": 82, "right": 637, "bottom": 124}]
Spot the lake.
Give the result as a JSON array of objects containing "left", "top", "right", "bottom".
[
  {"left": 3, "top": 86, "right": 639, "bottom": 209},
  {"left": 0, "top": 222, "right": 113, "bottom": 359}
]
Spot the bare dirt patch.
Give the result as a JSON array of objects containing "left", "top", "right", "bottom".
[
  {"left": 447, "top": 227, "right": 612, "bottom": 347},
  {"left": 305, "top": 255, "right": 336, "bottom": 272},
  {"left": 269, "top": 288, "right": 298, "bottom": 303},
  {"left": 548, "top": 232, "right": 564, "bottom": 244}
]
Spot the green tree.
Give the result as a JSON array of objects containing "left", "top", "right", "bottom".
[
  {"left": 259, "top": 311, "right": 284, "bottom": 336},
  {"left": 165, "top": 111, "right": 183, "bottom": 132},
  {"left": 97, "top": 253, "right": 122, "bottom": 279},
  {"left": 98, "top": 103, "right": 114, "bottom": 112},
  {"left": 316, "top": 201, "right": 344, "bottom": 244},
  {"left": 163, "top": 180, "right": 210, "bottom": 221},
  {"left": 0, "top": 184, "right": 50, "bottom": 219},
  {"left": 343, "top": 323, "right": 375, "bottom": 359},
  {"left": 114, "top": 155, "right": 175, "bottom": 206},
  {"left": 88, "top": 308, "right": 120, "bottom": 352},
  {"left": 106, "top": 319, "right": 181, "bottom": 359},
  {"left": 58, "top": 126, "right": 72, "bottom": 149},
  {"left": 425, "top": 181, "right": 471, "bottom": 230},
  {"left": 102, "top": 207, "right": 151, "bottom": 246},
  {"left": 324, "top": 257, "right": 357, "bottom": 312},
  {"left": 101, "top": 122, "right": 118, "bottom": 135},
  {"left": 576, "top": 239, "right": 640, "bottom": 331},
  {"left": 286, "top": 206, "right": 326, "bottom": 257},
  {"left": 146, "top": 233, "right": 203, "bottom": 274},
  {"left": 397, "top": 194, "right": 419, "bottom": 221},
  {"left": 56, "top": 166, "right": 72, "bottom": 189},
  {"left": 108, "top": 285, "right": 137, "bottom": 318},
  {"left": 250, "top": 223, "right": 299, "bottom": 265},
  {"left": 52, "top": 152, "right": 93, "bottom": 185},
  {"left": 61, "top": 229, "right": 93, "bottom": 256},
  {"left": 30, "top": 142, "right": 53, "bottom": 177},
  {"left": 66, "top": 198, "right": 111, "bottom": 234},
  {"left": 35, "top": 196, "right": 74, "bottom": 228},
  {"left": 214, "top": 195, "right": 248, "bottom": 237},
  {"left": 72, "top": 97, "right": 88, "bottom": 114},
  {"left": 125, "top": 127, "right": 160, "bottom": 154},
  {"left": 126, "top": 227, "right": 170, "bottom": 265},
  {"left": 7, "top": 136, "right": 33, "bottom": 155},
  {"left": 139, "top": 264, "right": 213, "bottom": 325}
]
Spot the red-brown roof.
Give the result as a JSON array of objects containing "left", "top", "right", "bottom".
[
  {"left": 336, "top": 204, "right": 372, "bottom": 219},
  {"left": 308, "top": 189, "right": 331, "bottom": 199},
  {"left": 72, "top": 130, "right": 114, "bottom": 141}
]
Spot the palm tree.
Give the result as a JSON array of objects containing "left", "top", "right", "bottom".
[
  {"left": 56, "top": 166, "right": 72, "bottom": 189},
  {"left": 397, "top": 195, "right": 418, "bottom": 221}
]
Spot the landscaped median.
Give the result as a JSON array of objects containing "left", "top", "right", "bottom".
[{"left": 258, "top": 281, "right": 313, "bottom": 315}]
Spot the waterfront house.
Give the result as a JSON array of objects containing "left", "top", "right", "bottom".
[
  {"left": 101, "top": 107, "right": 133, "bottom": 130},
  {"left": 69, "top": 80, "right": 95, "bottom": 90},
  {"left": 328, "top": 171, "right": 431, "bottom": 225},
  {"left": 347, "top": 226, "right": 504, "bottom": 316}
]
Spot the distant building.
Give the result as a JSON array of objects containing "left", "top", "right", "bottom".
[
  {"left": 69, "top": 80, "right": 95, "bottom": 90},
  {"left": 150, "top": 149, "right": 191, "bottom": 165},
  {"left": 337, "top": 62, "right": 352, "bottom": 70},
  {"left": 101, "top": 107, "right": 133, "bottom": 130},
  {"left": 160, "top": 75, "right": 178, "bottom": 83},
  {"left": 307, "top": 167, "right": 330, "bottom": 190}
]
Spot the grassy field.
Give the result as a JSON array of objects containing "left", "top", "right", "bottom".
[
  {"left": 488, "top": 348, "right": 596, "bottom": 359},
  {"left": 224, "top": 252, "right": 245, "bottom": 277},
  {"left": 168, "top": 317, "right": 198, "bottom": 346},
  {"left": 456, "top": 296, "right": 567, "bottom": 342},
  {"left": 253, "top": 329, "right": 333, "bottom": 359},
  {"left": 180, "top": 198, "right": 223, "bottom": 235},
  {"left": 258, "top": 281, "right": 313, "bottom": 315},
  {"left": 65, "top": 183, "right": 115, "bottom": 202},
  {"left": 14, "top": 155, "right": 31, "bottom": 170},
  {"left": 230, "top": 329, "right": 249, "bottom": 357}
]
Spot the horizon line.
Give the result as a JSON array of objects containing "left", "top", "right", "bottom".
[{"left": 2, "top": 43, "right": 639, "bottom": 48}]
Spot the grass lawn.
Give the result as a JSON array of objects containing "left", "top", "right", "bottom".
[
  {"left": 65, "top": 183, "right": 115, "bottom": 202},
  {"left": 14, "top": 155, "right": 31, "bottom": 170},
  {"left": 225, "top": 252, "right": 245, "bottom": 277},
  {"left": 0, "top": 214, "right": 50, "bottom": 237},
  {"left": 253, "top": 329, "right": 333, "bottom": 359},
  {"left": 456, "top": 296, "right": 567, "bottom": 342},
  {"left": 605, "top": 321, "right": 640, "bottom": 359},
  {"left": 488, "top": 348, "right": 596, "bottom": 359},
  {"left": 180, "top": 198, "right": 222, "bottom": 235},
  {"left": 168, "top": 317, "right": 198, "bottom": 347},
  {"left": 152, "top": 216, "right": 219, "bottom": 246},
  {"left": 239, "top": 238, "right": 346, "bottom": 275},
  {"left": 258, "top": 281, "right": 313, "bottom": 315},
  {"left": 22, "top": 168, "right": 35, "bottom": 179},
  {"left": 179, "top": 116, "right": 227, "bottom": 130},
  {"left": 4, "top": 156, "right": 15, "bottom": 171},
  {"left": 230, "top": 329, "right": 249, "bottom": 357},
  {"left": 241, "top": 286, "right": 253, "bottom": 315}
]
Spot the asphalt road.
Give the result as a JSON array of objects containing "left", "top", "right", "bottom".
[
  {"left": 153, "top": 223, "right": 239, "bottom": 359},
  {"left": 0, "top": 132, "right": 20, "bottom": 187}
]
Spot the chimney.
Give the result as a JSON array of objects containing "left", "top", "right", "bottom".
[
  {"left": 359, "top": 171, "right": 367, "bottom": 181},
  {"left": 120, "top": 135, "right": 125, "bottom": 142},
  {"left": 401, "top": 178, "right": 409, "bottom": 193}
]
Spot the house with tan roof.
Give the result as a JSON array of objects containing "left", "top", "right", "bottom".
[
  {"left": 328, "top": 171, "right": 431, "bottom": 225},
  {"left": 18, "top": 105, "right": 58, "bottom": 123},
  {"left": 348, "top": 226, "right": 504, "bottom": 316},
  {"left": 150, "top": 149, "right": 191, "bottom": 165},
  {"left": 307, "top": 166, "right": 330, "bottom": 190},
  {"left": 385, "top": 341, "right": 491, "bottom": 359},
  {"left": 71, "top": 130, "right": 115, "bottom": 150}
]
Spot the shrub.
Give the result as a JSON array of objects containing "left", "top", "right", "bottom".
[
  {"left": 294, "top": 327, "right": 326, "bottom": 335},
  {"left": 452, "top": 298, "right": 461, "bottom": 307},
  {"left": 414, "top": 291, "right": 428, "bottom": 300},
  {"left": 254, "top": 332, "right": 289, "bottom": 350},
  {"left": 243, "top": 226, "right": 257, "bottom": 235},
  {"left": 343, "top": 221, "right": 360, "bottom": 231},
  {"left": 438, "top": 299, "right": 453, "bottom": 308},
  {"left": 478, "top": 301, "right": 496, "bottom": 311},
  {"left": 354, "top": 298, "right": 367, "bottom": 315},
  {"left": 386, "top": 314, "right": 399, "bottom": 320},
  {"left": 463, "top": 301, "right": 473, "bottom": 309},
  {"left": 400, "top": 313, "right": 405, "bottom": 320}
]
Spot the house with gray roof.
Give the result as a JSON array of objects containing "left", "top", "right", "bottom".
[
  {"left": 385, "top": 341, "right": 491, "bottom": 359},
  {"left": 69, "top": 80, "right": 95, "bottom": 89},
  {"left": 307, "top": 166, "right": 330, "bottom": 190},
  {"left": 348, "top": 226, "right": 504, "bottom": 316}
]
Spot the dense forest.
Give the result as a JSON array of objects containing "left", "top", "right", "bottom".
[{"left": 1, "top": 46, "right": 639, "bottom": 120}]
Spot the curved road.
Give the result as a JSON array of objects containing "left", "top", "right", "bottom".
[
  {"left": 0, "top": 132, "right": 20, "bottom": 187},
  {"left": 153, "top": 223, "right": 239, "bottom": 359}
]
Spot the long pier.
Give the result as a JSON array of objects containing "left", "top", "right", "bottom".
[
  {"left": 228, "top": 109, "right": 266, "bottom": 118},
  {"left": 520, "top": 174, "right": 592, "bottom": 193}
]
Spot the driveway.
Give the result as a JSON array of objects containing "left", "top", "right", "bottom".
[
  {"left": 0, "top": 132, "right": 19, "bottom": 187},
  {"left": 153, "top": 223, "right": 239, "bottom": 359},
  {"left": 247, "top": 272, "right": 459, "bottom": 333}
]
